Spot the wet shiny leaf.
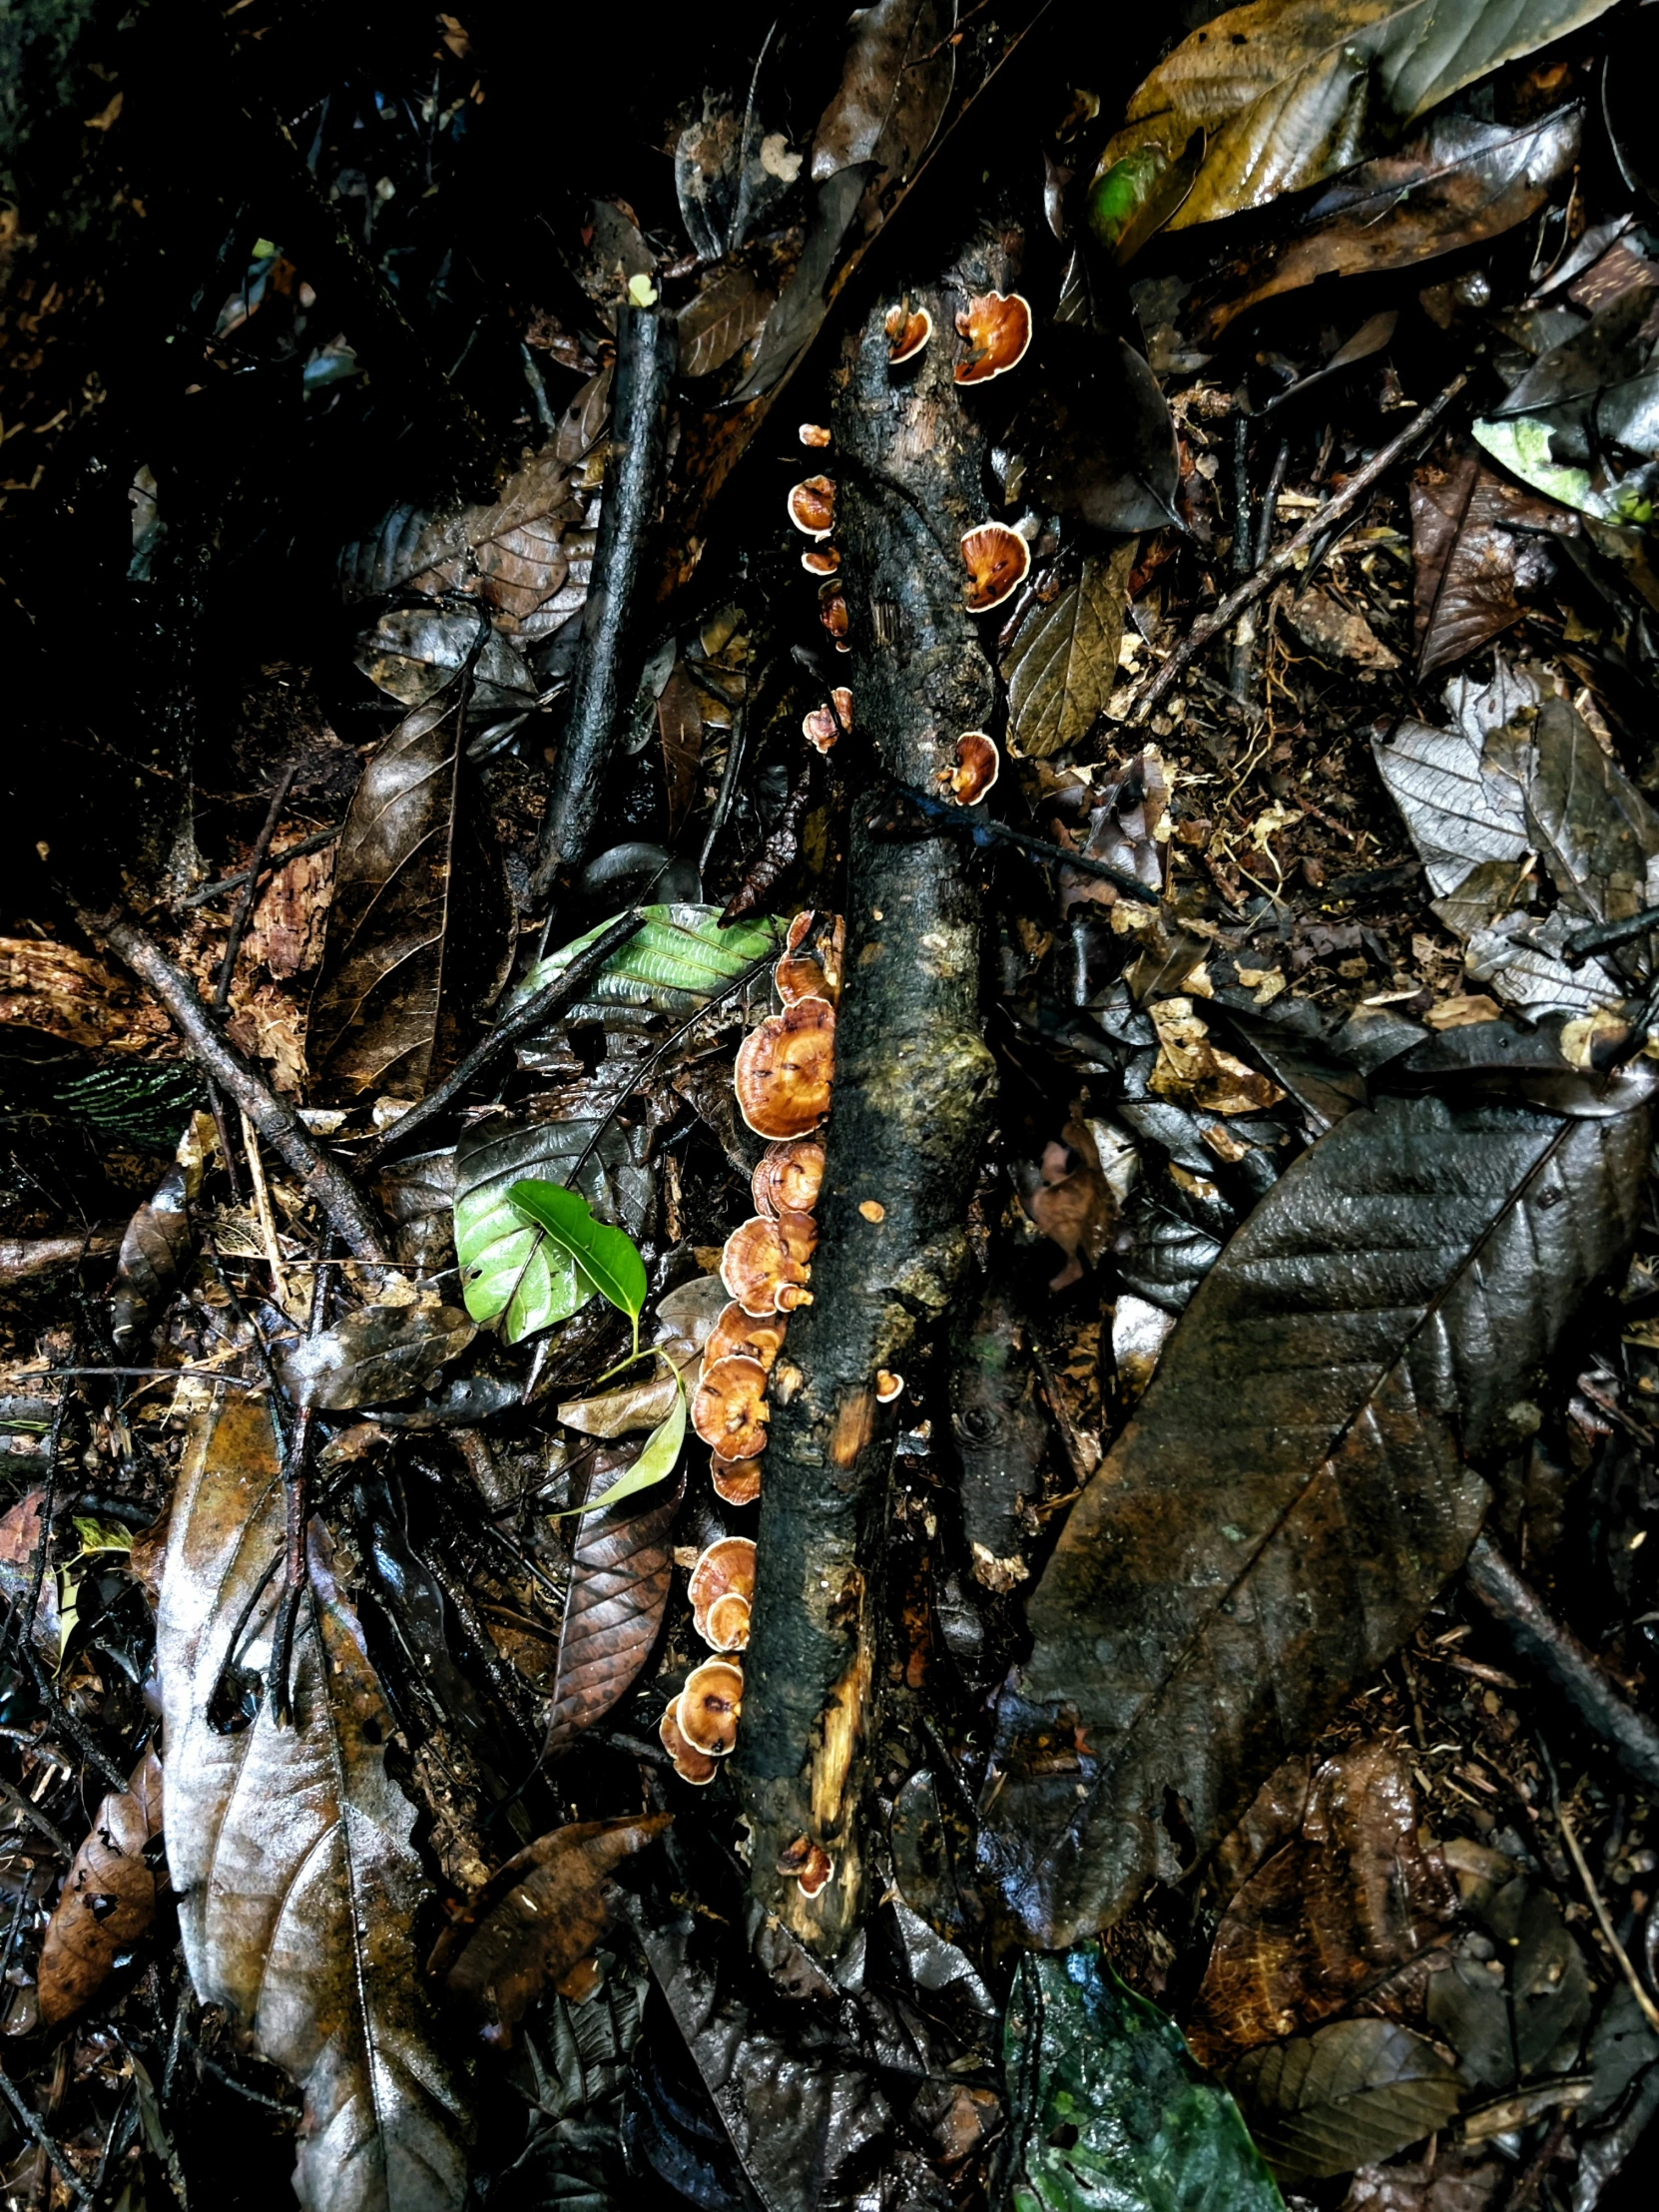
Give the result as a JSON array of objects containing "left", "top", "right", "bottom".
[
  {"left": 1003, "top": 546, "right": 1133, "bottom": 759},
  {"left": 809, "top": 0, "right": 955, "bottom": 193},
  {"left": 999, "top": 1946, "right": 1283, "bottom": 2212},
  {"left": 444, "top": 1815, "right": 672, "bottom": 2045},
  {"left": 1230, "top": 2019, "right": 1461, "bottom": 2185},
  {"left": 1410, "top": 453, "right": 1577, "bottom": 678},
  {"left": 511, "top": 903, "right": 782, "bottom": 1024},
  {"left": 276, "top": 1302, "right": 476, "bottom": 1411},
  {"left": 983, "top": 1071, "right": 1651, "bottom": 1948},
  {"left": 544, "top": 1482, "right": 682, "bottom": 1761},
  {"left": 157, "top": 1391, "right": 469, "bottom": 2212}
]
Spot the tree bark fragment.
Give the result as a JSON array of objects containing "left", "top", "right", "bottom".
[{"left": 738, "top": 228, "right": 1019, "bottom": 1949}]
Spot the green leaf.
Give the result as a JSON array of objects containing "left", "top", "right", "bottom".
[
  {"left": 507, "top": 1180, "right": 648, "bottom": 1333},
  {"left": 552, "top": 1387, "right": 687, "bottom": 1518},
  {"left": 999, "top": 1947, "right": 1284, "bottom": 2212},
  {"left": 1228, "top": 2019, "right": 1462, "bottom": 2184},
  {"left": 452, "top": 1114, "right": 651, "bottom": 1348},
  {"left": 1085, "top": 131, "right": 1204, "bottom": 266},
  {"left": 511, "top": 903, "right": 784, "bottom": 1023}
]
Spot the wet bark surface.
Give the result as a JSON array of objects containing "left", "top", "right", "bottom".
[{"left": 738, "top": 226, "right": 1020, "bottom": 1949}]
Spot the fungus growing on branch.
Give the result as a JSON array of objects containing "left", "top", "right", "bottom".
[
  {"left": 954, "top": 290, "right": 1032, "bottom": 383},
  {"left": 734, "top": 996, "right": 835, "bottom": 1139},
  {"left": 660, "top": 1701, "right": 719, "bottom": 1785},
  {"left": 940, "top": 731, "right": 1000, "bottom": 805},
  {"left": 960, "top": 523, "right": 1030, "bottom": 613},
  {"left": 689, "top": 1537, "right": 757, "bottom": 1652},
  {"left": 788, "top": 476, "right": 835, "bottom": 538},
  {"left": 692, "top": 1354, "right": 771, "bottom": 1458},
  {"left": 752, "top": 1141, "right": 825, "bottom": 1218},
  {"left": 678, "top": 1660, "right": 744, "bottom": 1756},
  {"left": 884, "top": 302, "right": 931, "bottom": 364},
  {"left": 719, "top": 1213, "right": 817, "bottom": 1316}
]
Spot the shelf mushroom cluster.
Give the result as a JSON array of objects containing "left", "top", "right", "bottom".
[{"left": 658, "top": 911, "right": 843, "bottom": 1796}]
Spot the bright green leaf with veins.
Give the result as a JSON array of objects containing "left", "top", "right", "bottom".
[{"left": 507, "top": 1180, "right": 648, "bottom": 1350}]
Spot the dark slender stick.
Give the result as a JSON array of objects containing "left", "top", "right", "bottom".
[
  {"left": 73, "top": 906, "right": 388, "bottom": 1263},
  {"left": 271, "top": 1261, "right": 332, "bottom": 1728},
  {"left": 181, "top": 824, "right": 340, "bottom": 909},
  {"left": 528, "top": 303, "right": 679, "bottom": 911},
  {"left": 1563, "top": 902, "right": 1659, "bottom": 964},
  {"left": 1464, "top": 1532, "right": 1659, "bottom": 1793},
  {"left": 1124, "top": 373, "right": 1467, "bottom": 725},
  {"left": 214, "top": 766, "right": 296, "bottom": 1011},
  {"left": 0, "top": 2067, "right": 92, "bottom": 2208},
  {"left": 879, "top": 780, "right": 1161, "bottom": 903},
  {"left": 32, "top": 1367, "right": 259, "bottom": 1385},
  {"left": 361, "top": 910, "right": 646, "bottom": 1166}
]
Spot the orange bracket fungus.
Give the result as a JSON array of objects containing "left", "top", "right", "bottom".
[
  {"left": 798, "top": 422, "right": 831, "bottom": 448},
  {"left": 884, "top": 301, "right": 931, "bottom": 364},
  {"left": 960, "top": 523, "right": 1030, "bottom": 613},
  {"left": 954, "top": 289, "right": 1032, "bottom": 383},
  {"left": 941, "top": 731, "right": 1000, "bottom": 805},
  {"left": 689, "top": 1536, "right": 757, "bottom": 1652},
  {"left": 678, "top": 1660, "right": 744, "bottom": 1756},
  {"left": 752, "top": 1140, "right": 826, "bottom": 1218},
  {"left": 734, "top": 996, "right": 835, "bottom": 1139},
  {"left": 788, "top": 475, "right": 835, "bottom": 538},
  {"left": 777, "top": 1835, "right": 834, "bottom": 1899},
  {"left": 660, "top": 1701, "right": 719, "bottom": 1785},
  {"left": 720, "top": 1213, "right": 817, "bottom": 1316},
  {"left": 818, "top": 579, "right": 850, "bottom": 649},
  {"left": 710, "top": 1452, "right": 762, "bottom": 1509},
  {"left": 692, "top": 1354, "right": 771, "bottom": 1458},
  {"left": 875, "top": 1370, "right": 904, "bottom": 1403},
  {"left": 802, "top": 687, "right": 852, "bottom": 755},
  {"left": 706, "top": 1299, "right": 788, "bottom": 1370},
  {"left": 801, "top": 545, "right": 840, "bottom": 576}
]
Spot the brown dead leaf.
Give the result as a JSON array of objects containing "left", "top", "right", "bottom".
[
  {"left": 1422, "top": 994, "right": 1503, "bottom": 1030},
  {"left": 37, "top": 1748, "right": 165, "bottom": 2024},
  {"left": 0, "top": 1488, "right": 59, "bottom": 1658},
  {"left": 1148, "top": 998, "right": 1285, "bottom": 1115},
  {"left": 0, "top": 938, "right": 170, "bottom": 1053},
  {"left": 1410, "top": 454, "right": 1576, "bottom": 678},
  {"left": 1185, "top": 1742, "right": 1457, "bottom": 2070},
  {"left": 443, "top": 1814, "right": 672, "bottom": 2045}
]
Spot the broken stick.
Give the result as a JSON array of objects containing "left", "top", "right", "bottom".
[{"left": 737, "top": 237, "right": 1005, "bottom": 1951}]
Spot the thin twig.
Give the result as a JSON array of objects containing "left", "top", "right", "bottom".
[
  {"left": 1540, "top": 1740, "right": 1659, "bottom": 2036},
  {"left": 214, "top": 766, "right": 296, "bottom": 1011},
  {"left": 271, "top": 1261, "right": 333, "bottom": 1727},
  {"left": 1464, "top": 1532, "right": 1659, "bottom": 1793},
  {"left": 180, "top": 824, "right": 340, "bottom": 909},
  {"left": 0, "top": 2067, "right": 92, "bottom": 2207},
  {"left": 1123, "top": 373, "right": 1468, "bottom": 726},
  {"left": 240, "top": 1110, "right": 290, "bottom": 1310},
  {"left": 73, "top": 905, "right": 388, "bottom": 1263},
  {"left": 362, "top": 910, "right": 646, "bottom": 1166}
]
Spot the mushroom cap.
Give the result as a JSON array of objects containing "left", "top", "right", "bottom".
[
  {"left": 707, "top": 1299, "right": 788, "bottom": 1370},
  {"left": 710, "top": 1452, "right": 762, "bottom": 1508},
  {"left": 942, "top": 731, "right": 1000, "bottom": 805},
  {"left": 960, "top": 523, "right": 1031, "bottom": 613},
  {"left": 954, "top": 290, "right": 1033, "bottom": 384},
  {"left": 782, "top": 912, "right": 844, "bottom": 1001},
  {"left": 692, "top": 1355, "right": 771, "bottom": 1459},
  {"left": 801, "top": 545, "right": 840, "bottom": 575},
  {"left": 734, "top": 996, "right": 835, "bottom": 1141},
  {"left": 802, "top": 704, "right": 839, "bottom": 754},
  {"left": 752, "top": 1140, "right": 826, "bottom": 1219},
  {"left": 706, "top": 1592, "right": 752, "bottom": 1650},
  {"left": 689, "top": 1535, "right": 757, "bottom": 1649},
  {"left": 799, "top": 422, "right": 831, "bottom": 448},
  {"left": 777, "top": 1834, "right": 835, "bottom": 1898},
  {"left": 720, "top": 1213, "right": 817, "bottom": 1317},
  {"left": 660, "top": 1701, "right": 719, "bottom": 1785},
  {"left": 818, "top": 580, "right": 849, "bottom": 641},
  {"left": 788, "top": 475, "right": 835, "bottom": 538},
  {"left": 678, "top": 1660, "right": 744, "bottom": 1756},
  {"left": 875, "top": 1369, "right": 904, "bottom": 1403},
  {"left": 884, "top": 302, "right": 932, "bottom": 364}
]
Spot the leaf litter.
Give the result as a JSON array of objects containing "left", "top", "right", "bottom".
[{"left": 7, "top": 4, "right": 1659, "bottom": 2209}]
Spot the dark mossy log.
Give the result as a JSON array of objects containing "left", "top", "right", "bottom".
[{"left": 738, "top": 231, "right": 1020, "bottom": 1950}]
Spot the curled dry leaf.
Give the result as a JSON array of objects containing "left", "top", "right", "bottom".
[
  {"left": 984, "top": 1067, "right": 1653, "bottom": 1948},
  {"left": 307, "top": 694, "right": 465, "bottom": 1102},
  {"left": 543, "top": 1479, "right": 683, "bottom": 1763},
  {"left": 276, "top": 1303, "right": 477, "bottom": 1412},
  {"left": 37, "top": 1748, "right": 165, "bottom": 2024},
  {"left": 1410, "top": 454, "right": 1577, "bottom": 678},
  {"left": 1185, "top": 1742, "right": 1457, "bottom": 2070},
  {"left": 158, "top": 1391, "right": 469, "bottom": 2212},
  {"left": 110, "top": 1111, "right": 214, "bottom": 1349},
  {"left": 444, "top": 1815, "right": 672, "bottom": 2046}
]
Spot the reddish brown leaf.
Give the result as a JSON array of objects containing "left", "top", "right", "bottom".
[
  {"left": 444, "top": 1815, "right": 672, "bottom": 2044},
  {"left": 37, "top": 1748, "right": 164, "bottom": 2024},
  {"left": 656, "top": 659, "right": 705, "bottom": 841},
  {"left": 1411, "top": 453, "right": 1577, "bottom": 677},
  {"left": 0, "top": 1489, "right": 59, "bottom": 1658},
  {"left": 543, "top": 1478, "right": 681, "bottom": 1761},
  {"left": 1185, "top": 1742, "right": 1457, "bottom": 2070}
]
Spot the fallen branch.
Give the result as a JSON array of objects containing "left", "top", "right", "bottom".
[
  {"left": 0, "top": 1230, "right": 122, "bottom": 1288},
  {"left": 1464, "top": 1532, "right": 1659, "bottom": 1794},
  {"left": 528, "top": 304, "right": 678, "bottom": 912},
  {"left": 75, "top": 907, "right": 389, "bottom": 1264},
  {"left": 1124, "top": 373, "right": 1468, "bottom": 726},
  {"left": 180, "top": 824, "right": 341, "bottom": 910},
  {"left": 363, "top": 909, "right": 645, "bottom": 1166},
  {"left": 738, "top": 229, "right": 1004, "bottom": 1952}
]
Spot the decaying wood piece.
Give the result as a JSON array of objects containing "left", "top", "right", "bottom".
[{"left": 738, "top": 230, "right": 1013, "bottom": 1950}]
